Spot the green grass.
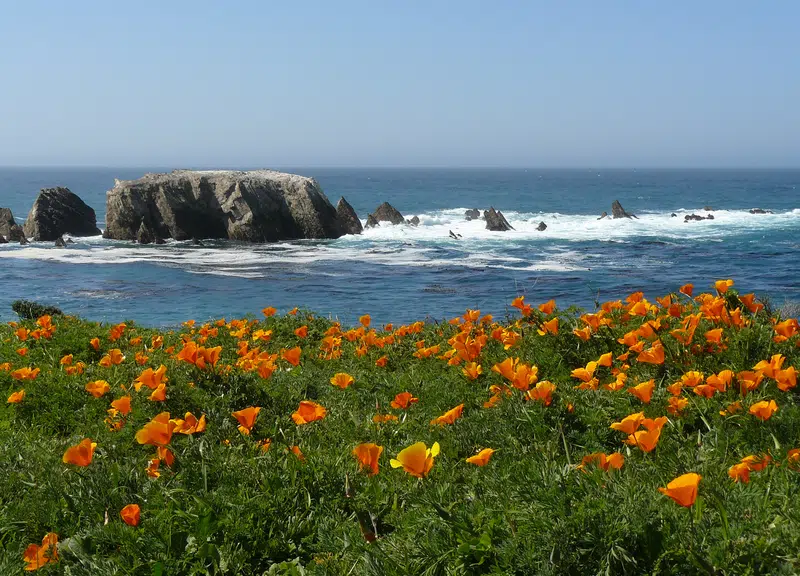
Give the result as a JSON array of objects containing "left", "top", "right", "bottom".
[{"left": 1, "top": 284, "right": 799, "bottom": 575}]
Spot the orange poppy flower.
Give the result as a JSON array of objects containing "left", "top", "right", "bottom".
[
  {"left": 157, "top": 446, "right": 174, "bottom": 467},
  {"left": 537, "top": 318, "right": 559, "bottom": 336},
  {"left": 466, "top": 448, "right": 496, "bottom": 467},
  {"left": 135, "top": 412, "right": 175, "bottom": 446},
  {"left": 430, "top": 404, "right": 464, "bottom": 426},
  {"left": 525, "top": 380, "right": 556, "bottom": 406},
  {"left": 287, "top": 307, "right": 299, "bottom": 316},
  {"left": 373, "top": 413, "right": 399, "bottom": 423},
  {"left": 578, "top": 452, "right": 624, "bottom": 472},
  {"left": 15, "top": 327, "right": 29, "bottom": 341},
  {"left": 111, "top": 395, "right": 132, "bottom": 416},
  {"left": 462, "top": 362, "right": 482, "bottom": 380},
  {"left": 171, "top": 412, "right": 206, "bottom": 435},
  {"left": 659, "top": 472, "right": 701, "bottom": 507},
  {"left": 358, "top": 314, "right": 371, "bottom": 328},
  {"left": 281, "top": 346, "right": 302, "bottom": 366},
  {"left": 375, "top": 355, "right": 388, "bottom": 367},
  {"left": 63, "top": 438, "right": 97, "bottom": 466},
  {"left": 390, "top": 441, "right": 440, "bottom": 478},
  {"left": 353, "top": 443, "right": 383, "bottom": 475},
  {"left": 120, "top": 504, "right": 140, "bottom": 526},
  {"left": 134, "top": 365, "right": 169, "bottom": 391},
  {"left": 628, "top": 380, "right": 655, "bottom": 404},
  {"left": 85, "top": 380, "right": 111, "bottom": 398},
  {"left": 720, "top": 400, "right": 743, "bottom": 416},
  {"left": 232, "top": 406, "right": 261, "bottom": 434},
  {"left": 23, "top": 532, "right": 59, "bottom": 571},
  {"left": 65, "top": 362, "right": 86, "bottom": 376},
  {"left": 776, "top": 366, "right": 797, "bottom": 392},
  {"left": 679, "top": 283, "right": 694, "bottom": 297},
  {"left": 539, "top": 300, "right": 556, "bottom": 314},
  {"left": 148, "top": 384, "right": 167, "bottom": 402},
  {"left": 262, "top": 307, "right": 277, "bottom": 317},
  {"left": 0, "top": 362, "right": 11, "bottom": 372},
  {"left": 145, "top": 458, "right": 161, "bottom": 478},
  {"left": 573, "top": 326, "right": 592, "bottom": 341},
  {"left": 89, "top": 337, "right": 101, "bottom": 351},
  {"left": 390, "top": 391, "right": 419, "bottom": 410},
  {"left": 773, "top": 318, "right": 799, "bottom": 342},
  {"left": 728, "top": 462, "right": 751, "bottom": 483},
  {"left": 294, "top": 325, "right": 308, "bottom": 338},
  {"left": 15, "top": 347, "right": 27, "bottom": 356},
  {"left": 637, "top": 341, "right": 665, "bottom": 364},
  {"left": 7, "top": 389, "right": 25, "bottom": 403},
  {"left": 292, "top": 400, "right": 327, "bottom": 425},
  {"left": 704, "top": 328, "right": 723, "bottom": 344},
  {"left": 667, "top": 396, "right": 689, "bottom": 416},
  {"left": 11, "top": 367, "right": 40, "bottom": 380},
  {"left": 693, "top": 384, "right": 718, "bottom": 398},
  {"left": 627, "top": 427, "right": 662, "bottom": 453},
  {"left": 330, "top": 372, "right": 355, "bottom": 389},
  {"left": 749, "top": 400, "right": 778, "bottom": 421},
  {"left": 610, "top": 411, "right": 645, "bottom": 435},
  {"left": 290, "top": 445, "right": 306, "bottom": 461},
  {"left": 715, "top": 279, "right": 734, "bottom": 294},
  {"left": 108, "top": 348, "right": 125, "bottom": 365}
]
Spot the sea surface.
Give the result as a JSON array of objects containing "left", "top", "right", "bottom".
[{"left": 1, "top": 168, "right": 798, "bottom": 327}]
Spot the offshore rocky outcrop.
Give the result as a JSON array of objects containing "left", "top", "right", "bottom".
[
  {"left": 23, "top": 187, "right": 101, "bottom": 241},
  {"left": 611, "top": 200, "right": 637, "bottom": 219},
  {"left": 484, "top": 207, "right": 513, "bottom": 231},
  {"left": 104, "top": 170, "right": 357, "bottom": 242},
  {"left": 365, "top": 202, "right": 405, "bottom": 228},
  {"left": 0, "top": 208, "right": 15, "bottom": 240},
  {"left": 335, "top": 197, "right": 363, "bottom": 235}
]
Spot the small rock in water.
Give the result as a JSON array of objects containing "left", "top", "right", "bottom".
[
  {"left": 703, "top": 206, "right": 714, "bottom": 212},
  {"left": 0, "top": 234, "right": 7, "bottom": 244},
  {"left": 671, "top": 213, "right": 677, "bottom": 218},
  {"left": 597, "top": 211, "right": 608, "bottom": 220},
  {"left": 464, "top": 208, "right": 480, "bottom": 221},
  {"left": 611, "top": 200, "right": 636, "bottom": 219},
  {"left": 536, "top": 221, "right": 547, "bottom": 231},
  {"left": 369, "top": 202, "right": 405, "bottom": 225},
  {"left": 54, "top": 236, "right": 67, "bottom": 248},
  {"left": 407, "top": 216, "right": 420, "bottom": 226},
  {"left": 749, "top": 208, "right": 771, "bottom": 214},
  {"left": 365, "top": 214, "right": 379, "bottom": 229}
]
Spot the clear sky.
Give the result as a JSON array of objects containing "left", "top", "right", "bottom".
[{"left": 1, "top": 1, "right": 798, "bottom": 167}]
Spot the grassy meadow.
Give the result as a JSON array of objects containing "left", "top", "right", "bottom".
[{"left": 1, "top": 281, "right": 800, "bottom": 575}]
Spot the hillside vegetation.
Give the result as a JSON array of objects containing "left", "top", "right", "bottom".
[{"left": 1, "top": 281, "right": 799, "bottom": 575}]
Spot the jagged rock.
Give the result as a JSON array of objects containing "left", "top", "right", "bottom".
[
  {"left": 23, "top": 187, "right": 101, "bottom": 241},
  {"left": 335, "top": 197, "right": 363, "bottom": 235},
  {"left": 0, "top": 234, "right": 7, "bottom": 244},
  {"left": 369, "top": 202, "right": 405, "bottom": 225},
  {"left": 750, "top": 208, "right": 771, "bottom": 214},
  {"left": 598, "top": 211, "right": 608, "bottom": 220},
  {"left": 484, "top": 207, "right": 514, "bottom": 231},
  {"left": 536, "top": 221, "right": 547, "bottom": 231},
  {"left": 0, "top": 208, "right": 15, "bottom": 238},
  {"left": 611, "top": 200, "right": 636, "bottom": 219},
  {"left": 365, "top": 214, "right": 379, "bottom": 229},
  {"left": 684, "top": 214, "right": 707, "bottom": 222},
  {"left": 703, "top": 206, "right": 714, "bottom": 212},
  {"left": 706, "top": 214, "right": 715, "bottom": 220},
  {"left": 155, "top": 236, "right": 166, "bottom": 245},
  {"left": 448, "top": 230, "right": 462, "bottom": 240},
  {"left": 136, "top": 221, "right": 155, "bottom": 245},
  {"left": 105, "top": 170, "right": 346, "bottom": 242},
  {"left": 671, "top": 213, "right": 677, "bottom": 218},
  {"left": 407, "top": 216, "right": 420, "bottom": 226},
  {"left": 54, "top": 236, "right": 67, "bottom": 248},
  {"left": 465, "top": 209, "right": 480, "bottom": 221},
  {"left": 9, "top": 224, "right": 28, "bottom": 244}
]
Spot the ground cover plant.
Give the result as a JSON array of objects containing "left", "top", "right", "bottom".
[{"left": 1, "top": 281, "right": 799, "bottom": 575}]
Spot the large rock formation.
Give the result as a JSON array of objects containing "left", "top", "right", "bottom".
[
  {"left": 484, "top": 207, "right": 514, "bottom": 231},
  {"left": 611, "top": 200, "right": 636, "bottom": 219},
  {"left": 0, "top": 208, "right": 15, "bottom": 239},
  {"left": 105, "top": 170, "right": 351, "bottom": 242},
  {"left": 335, "top": 197, "right": 363, "bottom": 235},
  {"left": 23, "top": 187, "right": 101, "bottom": 241},
  {"left": 366, "top": 202, "right": 405, "bottom": 227}
]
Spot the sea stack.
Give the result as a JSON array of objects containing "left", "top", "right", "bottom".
[
  {"left": 22, "top": 188, "right": 101, "bottom": 241},
  {"left": 104, "top": 170, "right": 351, "bottom": 242}
]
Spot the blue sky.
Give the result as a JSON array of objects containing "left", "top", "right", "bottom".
[{"left": 1, "top": 1, "right": 798, "bottom": 167}]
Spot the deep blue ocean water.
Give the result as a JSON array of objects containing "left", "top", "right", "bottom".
[{"left": 1, "top": 168, "right": 798, "bottom": 327}]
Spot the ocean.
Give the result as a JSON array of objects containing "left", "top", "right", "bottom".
[{"left": 1, "top": 168, "right": 798, "bottom": 327}]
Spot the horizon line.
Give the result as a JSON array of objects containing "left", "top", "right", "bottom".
[{"left": 2, "top": 165, "right": 800, "bottom": 171}]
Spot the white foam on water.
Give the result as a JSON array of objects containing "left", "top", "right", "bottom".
[{"left": 1, "top": 208, "right": 796, "bottom": 279}]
